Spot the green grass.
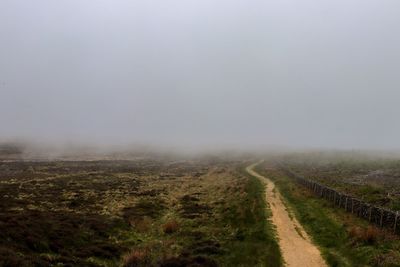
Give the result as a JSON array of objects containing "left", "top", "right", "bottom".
[
  {"left": 256, "top": 164, "right": 400, "bottom": 267},
  {"left": 113, "top": 163, "right": 283, "bottom": 267},
  {"left": 218, "top": 165, "right": 282, "bottom": 267}
]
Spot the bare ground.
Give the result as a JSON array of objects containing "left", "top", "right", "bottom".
[{"left": 246, "top": 162, "right": 327, "bottom": 267}]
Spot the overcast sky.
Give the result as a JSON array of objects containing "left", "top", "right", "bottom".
[{"left": 1, "top": 0, "right": 400, "bottom": 150}]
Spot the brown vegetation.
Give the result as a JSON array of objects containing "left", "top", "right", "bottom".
[
  {"left": 122, "top": 248, "right": 151, "bottom": 267},
  {"left": 1, "top": 158, "right": 270, "bottom": 266},
  {"left": 349, "top": 226, "right": 380, "bottom": 244},
  {"left": 162, "top": 219, "right": 180, "bottom": 234}
]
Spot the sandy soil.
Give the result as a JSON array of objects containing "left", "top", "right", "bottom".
[{"left": 246, "top": 162, "right": 327, "bottom": 267}]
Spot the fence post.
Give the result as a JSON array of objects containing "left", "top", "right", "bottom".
[
  {"left": 334, "top": 192, "right": 337, "bottom": 206},
  {"left": 369, "top": 206, "right": 372, "bottom": 222},
  {"left": 281, "top": 166, "right": 400, "bottom": 235}
]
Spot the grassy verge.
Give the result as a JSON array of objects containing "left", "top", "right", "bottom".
[
  {"left": 118, "top": 163, "right": 283, "bottom": 267},
  {"left": 217, "top": 165, "right": 282, "bottom": 266},
  {"left": 256, "top": 163, "right": 400, "bottom": 267}
]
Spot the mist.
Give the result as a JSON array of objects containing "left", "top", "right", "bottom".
[{"left": 1, "top": 0, "right": 400, "bottom": 152}]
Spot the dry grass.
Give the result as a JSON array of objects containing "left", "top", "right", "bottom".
[
  {"left": 129, "top": 216, "right": 152, "bottom": 233},
  {"left": 349, "top": 226, "right": 380, "bottom": 244},
  {"left": 0, "top": 159, "right": 281, "bottom": 266},
  {"left": 122, "top": 248, "right": 151, "bottom": 267},
  {"left": 162, "top": 219, "right": 179, "bottom": 234}
]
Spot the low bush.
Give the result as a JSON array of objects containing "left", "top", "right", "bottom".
[
  {"left": 162, "top": 219, "right": 179, "bottom": 234},
  {"left": 349, "top": 226, "right": 380, "bottom": 244},
  {"left": 122, "top": 248, "right": 151, "bottom": 267}
]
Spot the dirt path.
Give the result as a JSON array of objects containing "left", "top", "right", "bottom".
[{"left": 246, "top": 162, "right": 327, "bottom": 267}]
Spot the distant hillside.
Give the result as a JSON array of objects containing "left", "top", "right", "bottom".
[{"left": 0, "top": 143, "right": 24, "bottom": 160}]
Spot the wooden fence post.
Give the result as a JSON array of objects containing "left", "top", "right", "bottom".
[
  {"left": 281, "top": 166, "right": 400, "bottom": 235},
  {"left": 351, "top": 199, "right": 354, "bottom": 214},
  {"left": 334, "top": 192, "right": 337, "bottom": 206},
  {"left": 369, "top": 206, "right": 372, "bottom": 222}
]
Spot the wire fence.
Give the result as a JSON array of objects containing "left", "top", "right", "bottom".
[{"left": 280, "top": 166, "right": 400, "bottom": 234}]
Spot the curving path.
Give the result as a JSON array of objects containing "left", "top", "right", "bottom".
[{"left": 246, "top": 162, "right": 327, "bottom": 267}]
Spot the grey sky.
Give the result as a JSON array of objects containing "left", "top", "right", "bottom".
[{"left": 1, "top": 0, "right": 400, "bottom": 150}]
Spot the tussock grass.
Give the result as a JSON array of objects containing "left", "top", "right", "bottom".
[
  {"left": 162, "top": 219, "right": 180, "bottom": 234},
  {"left": 122, "top": 247, "right": 151, "bottom": 267}
]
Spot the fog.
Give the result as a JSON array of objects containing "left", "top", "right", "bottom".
[{"left": 1, "top": 0, "right": 400, "bottom": 152}]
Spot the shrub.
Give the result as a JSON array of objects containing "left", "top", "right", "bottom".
[
  {"left": 122, "top": 248, "right": 151, "bottom": 267},
  {"left": 349, "top": 226, "right": 380, "bottom": 244},
  {"left": 364, "top": 226, "right": 380, "bottom": 243},
  {"left": 162, "top": 219, "right": 179, "bottom": 234}
]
